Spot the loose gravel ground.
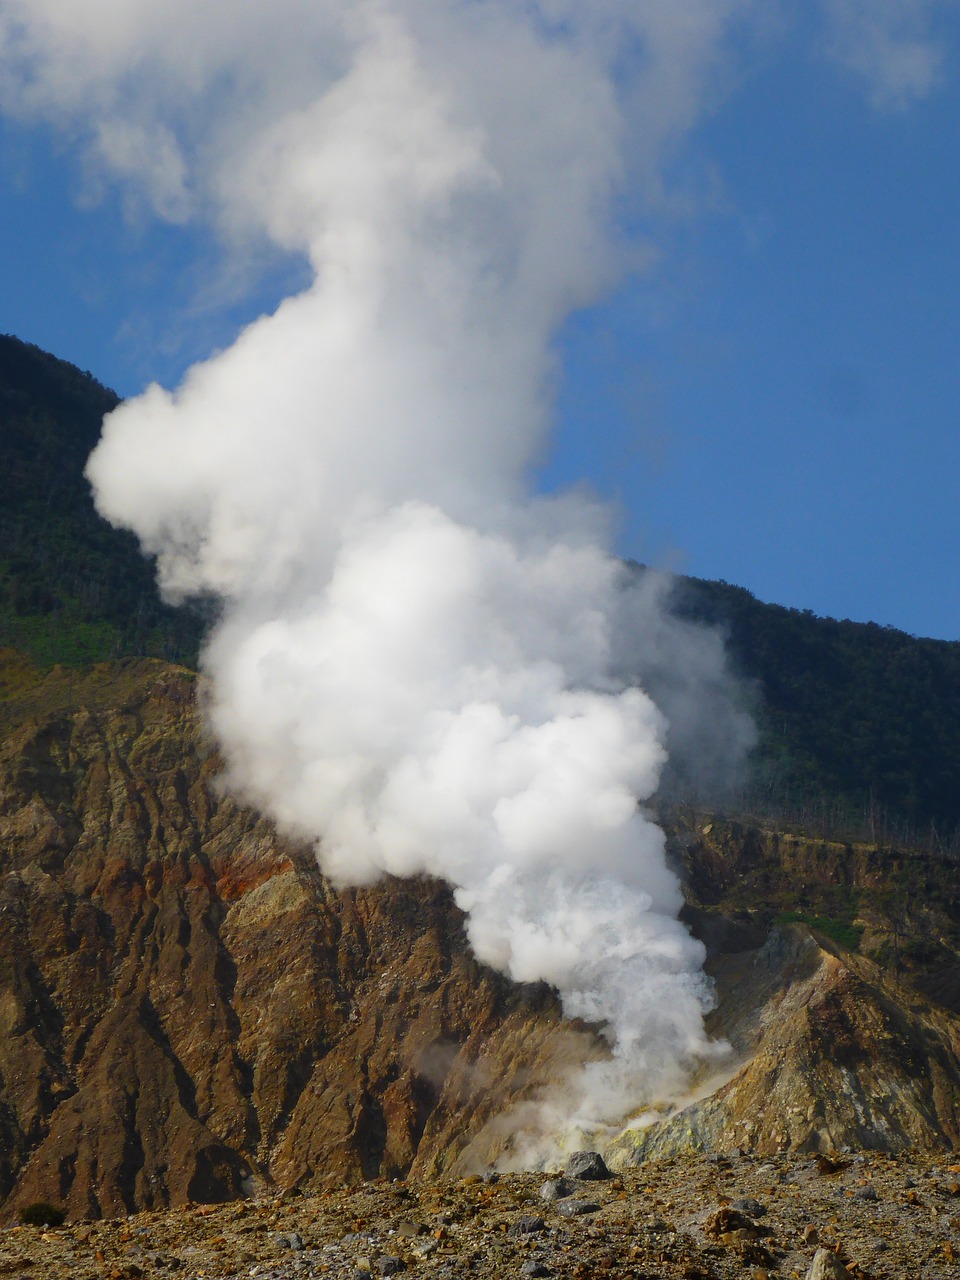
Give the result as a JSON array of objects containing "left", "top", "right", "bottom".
[{"left": 4, "top": 1151, "right": 960, "bottom": 1280}]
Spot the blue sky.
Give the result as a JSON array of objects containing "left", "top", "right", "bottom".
[
  {"left": 2, "top": 6, "right": 959, "bottom": 640},
  {"left": 547, "top": 19, "right": 960, "bottom": 640}
]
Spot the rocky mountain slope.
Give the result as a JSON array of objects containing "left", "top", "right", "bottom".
[
  {"left": 4, "top": 648, "right": 960, "bottom": 1224},
  {"left": 614, "top": 926, "right": 960, "bottom": 1164},
  {"left": 0, "top": 650, "right": 599, "bottom": 1221},
  {"left": 5, "top": 336, "right": 960, "bottom": 1227}
]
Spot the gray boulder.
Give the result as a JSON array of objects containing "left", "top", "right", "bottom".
[{"left": 564, "top": 1151, "right": 611, "bottom": 1181}]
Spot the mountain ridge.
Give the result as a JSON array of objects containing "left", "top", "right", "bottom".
[
  {"left": 5, "top": 334, "right": 960, "bottom": 1224},
  {"left": 5, "top": 331, "right": 960, "bottom": 841}
]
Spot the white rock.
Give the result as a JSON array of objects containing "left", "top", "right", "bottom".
[{"left": 805, "top": 1247, "right": 853, "bottom": 1279}]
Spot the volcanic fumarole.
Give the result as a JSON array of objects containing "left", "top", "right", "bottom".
[{"left": 1, "top": 1, "right": 763, "bottom": 1143}]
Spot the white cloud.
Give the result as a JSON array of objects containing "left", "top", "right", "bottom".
[
  {"left": 821, "top": 0, "right": 947, "bottom": 108},
  {"left": 94, "top": 118, "right": 191, "bottom": 222}
]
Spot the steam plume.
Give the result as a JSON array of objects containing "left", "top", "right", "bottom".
[{"left": 1, "top": 1, "right": 762, "bottom": 1132}]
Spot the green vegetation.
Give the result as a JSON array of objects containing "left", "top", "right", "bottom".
[
  {"left": 776, "top": 910, "right": 864, "bottom": 952},
  {"left": 672, "top": 574, "right": 960, "bottom": 843},
  {"left": 5, "top": 332, "right": 960, "bottom": 850},
  {"left": 0, "top": 334, "right": 204, "bottom": 669},
  {"left": 18, "top": 1202, "right": 66, "bottom": 1227}
]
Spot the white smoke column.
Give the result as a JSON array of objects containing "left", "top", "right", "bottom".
[
  {"left": 0, "top": 0, "right": 762, "bottom": 1126},
  {"left": 202, "top": 509, "right": 722, "bottom": 1118}
]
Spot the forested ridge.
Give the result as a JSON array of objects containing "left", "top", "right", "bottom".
[
  {"left": 673, "top": 575, "right": 960, "bottom": 841},
  {"left": 0, "top": 334, "right": 204, "bottom": 665},
  {"left": 3, "top": 331, "right": 958, "bottom": 842}
]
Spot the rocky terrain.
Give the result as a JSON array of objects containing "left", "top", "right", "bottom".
[
  {"left": 615, "top": 926, "right": 960, "bottom": 1164},
  {"left": 4, "top": 646, "right": 960, "bottom": 1234},
  {"left": 0, "top": 650, "right": 600, "bottom": 1220},
  {"left": 4, "top": 1149, "right": 960, "bottom": 1279}
]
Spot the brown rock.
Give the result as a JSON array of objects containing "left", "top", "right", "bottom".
[
  {"left": 704, "top": 1206, "right": 758, "bottom": 1238},
  {"left": 8, "top": 654, "right": 960, "bottom": 1230},
  {"left": 0, "top": 656, "right": 604, "bottom": 1220}
]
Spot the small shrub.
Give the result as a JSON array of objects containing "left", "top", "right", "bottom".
[
  {"left": 18, "top": 1201, "right": 66, "bottom": 1227},
  {"left": 869, "top": 939, "right": 897, "bottom": 968},
  {"left": 900, "top": 936, "right": 944, "bottom": 966}
]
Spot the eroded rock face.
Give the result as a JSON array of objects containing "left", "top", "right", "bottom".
[
  {"left": 6, "top": 653, "right": 960, "bottom": 1220},
  {"left": 611, "top": 924, "right": 960, "bottom": 1164},
  {"left": 0, "top": 655, "right": 597, "bottom": 1219}
]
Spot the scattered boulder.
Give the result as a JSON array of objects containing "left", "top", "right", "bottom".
[
  {"left": 732, "top": 1197, "right": 766, "bottom": 1218},
  {"left": 564, "top": 1151, "right": 611, "bottom": 1181},
  {"left": 556, "top": 1199, "right": 600, "bottom": 1218},
  {"left": 805, "top": 1248, "right": 853, "bottom": 1279},
  {"left": 815, "top": 1156, "right": 850, "bottom": 1178},
  {"left": 376, "top": 1256, "right": 405, "bottom": 1276},
  {"left": 270, "top": 1230, "right": 304, "bottom": 1250},
  {"left": 509, "top": 1216, "right": 546, "bottom": 1237},
  {"left": 704, "top": 1207, "right": 760, "bottom": 1238}
]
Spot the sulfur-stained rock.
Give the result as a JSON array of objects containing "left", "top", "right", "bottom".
[{"left": 610, "top": 922, "right": 960, "bottom": 1165}]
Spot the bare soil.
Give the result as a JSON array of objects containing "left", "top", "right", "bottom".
[{"left": 4, "top": 1151, "right": 960, "bottom": 1280}]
